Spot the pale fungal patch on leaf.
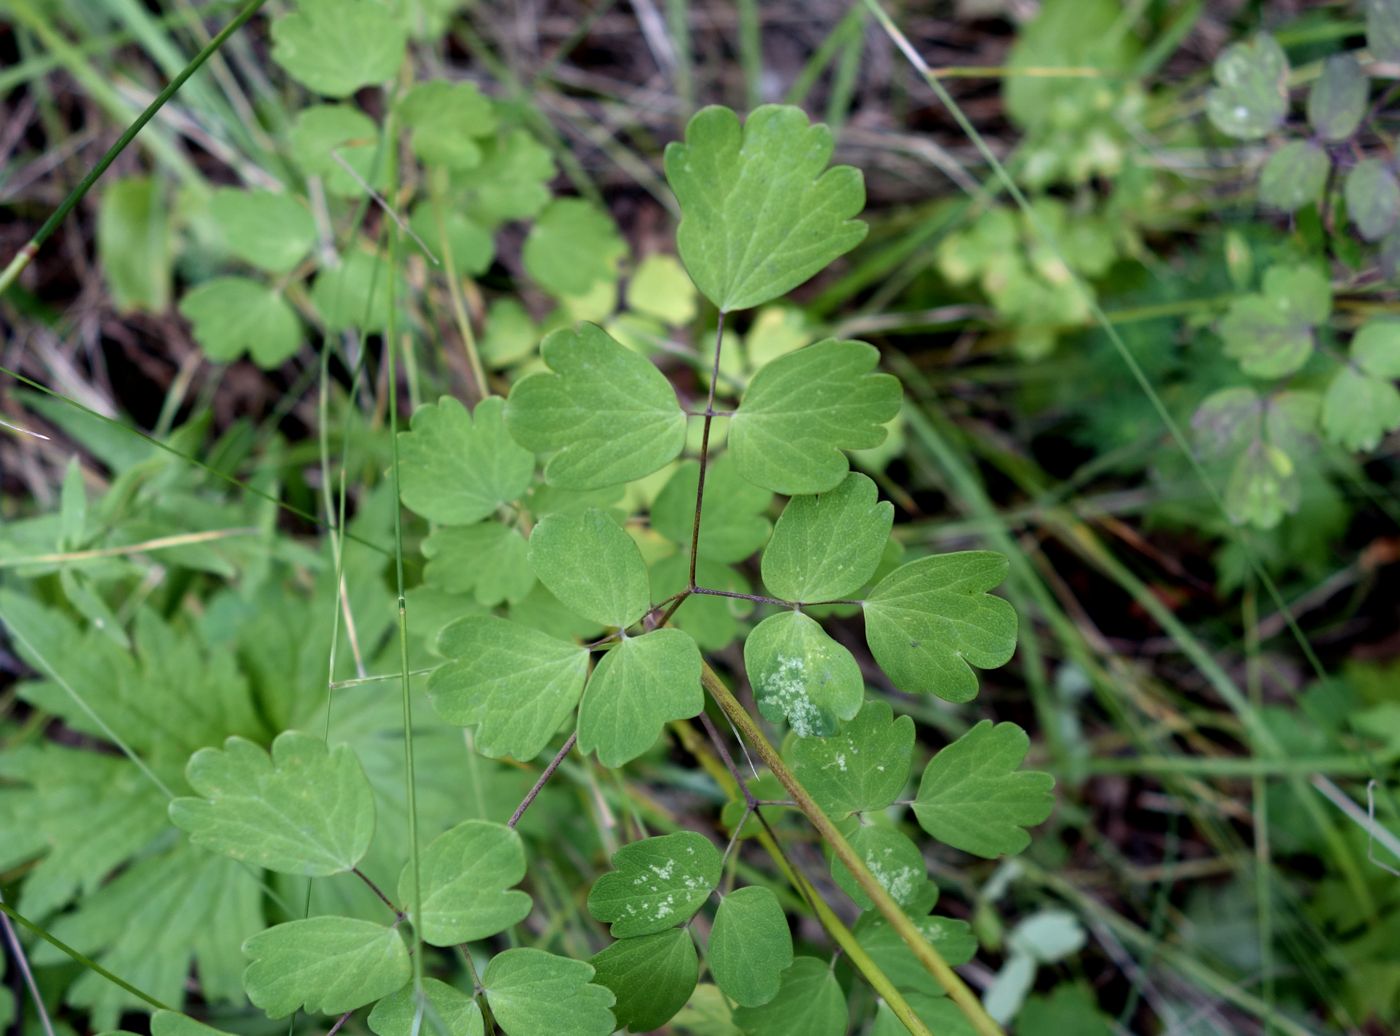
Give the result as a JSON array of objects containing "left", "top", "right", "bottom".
[{"left": 759, "top": 654, "right": 823, "bottom": 737}]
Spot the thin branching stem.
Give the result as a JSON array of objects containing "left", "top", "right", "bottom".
[
  {"left": 687, "top": 311, "right": 727, "bottom": 588},
  {"left": 509, "top": 732, "right": 578, "bottom": 828}
]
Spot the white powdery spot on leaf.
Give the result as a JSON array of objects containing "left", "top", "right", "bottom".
[{"left": 760, "top": 654, "right": 822, "bottom": 736}]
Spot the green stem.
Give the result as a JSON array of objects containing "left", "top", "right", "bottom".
[
  {"left": 699, "top": 663, "right": 1003, "bottom": 1036},
  {"left": 0, "top": 0, "right": 268, "bottom": 298}
]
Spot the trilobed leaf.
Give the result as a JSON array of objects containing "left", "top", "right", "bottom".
[
  {"left": 862, "top": 552, "right": 1017, "bottom": 703},
  {"left": 587, "top": 831, "right": 722, "bottom": 937},
  {"left": 243, "top": 917, "right": 410, "bottom": 1018},
  {"left": 170, "top": 731, "right": 375, "bottom": 876},
  {"left": 397, "top": 397, "right": 534, "bottom": 525},
  {"left": 729, "top": 339, "right": 901, "bottom": 495},
  {"left": 404, "top": 820, "right": 532, "bottom": 946},
  {"left": 913, "top": 721, "right": 1055, "bottom": 858},
  {"left": 665, "top": 105, "right": 867, "bottom": 312},
  {"left": 428, "top": 616, "right": 589, "bottom": 760},
  {"left": 505, "top": 323, "right": 686, "bottom": 489}
]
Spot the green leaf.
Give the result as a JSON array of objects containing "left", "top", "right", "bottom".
[
  {"left": 1346, "top": 159, "right": 1400, "bottom": 240},
  {"left": 98, "top": 176, "right": 170, "bottom": 313},
  {"left": 587, "top": 831, "right": 722, "bottom": 937},
  {"left": 243, "top": 917, "right": 411, "bottom": 1018},
  {"left": 270, "top": 0, "right": 406, "bottom": 98},
  {"left": 578, "top": 628, "right": 703, "bottom": 766},
  {"left": 399, "top": 80, "right": 497, "bottom": 169},
  {"left": 1017, "top": 982, "right": 1114, "bottom": 1036},
  {"left": 369, "top": 979, "right": 484, "bottom": 1036},
  {"left": 730, "top": 957, "right": 846, "bottom": 1036},
  {"left": 862, "top": 552, "right": 1017, "bottom": 703},
  {"left": 1322, "top": 319, "right": 1400, "bottom": 450},
  {"left": 409, "top": 200, "right": 494, "bottom": 275},
  {"left": 744, "top": 610, "right": 862, "bottom": 737},
  {"left": 482, "top": 948, "right": 616, "bottom": 1036},
  {"left": 528, "top": 509, "right": 650, "bottom": 628},
  {"left": 665, "top": 105, "right": 866, "bottom": 312},
  {"left": 149, "top": 1011, "right": 234, "bottom": 1036},
  {"left": 912, "top": 720, "right": 1055, "bottom": 858},
  {"left": 1219, "top": 264, "right": 1331, "bottom": 379},
  {"left": 1308, "top": 53, "right": 1368, "bottom": 141},
  {"left": 423, "top": 523, "right": 534, "bottom": 606},
  {"left": 761, "top": 472, "right": 891, "bottom": 600},
  {"left": 1205, "top": 32, "right": 1288, "bottom": 140},
  {"left": 523, "top": 198, "right": 625, "bottom": 297},
  {"left": 729, "top": 339, "right": 901, "bottom": 494},
  {"left": 788, "top": 700, "right": 913, "bottom": 818},
  {"left": 289, "top": 104, "right": 385, "bottom": 198},
  {"left": 590, "top": 929, "right": 698, "bottom": 1032},
  {"left": 179, "top": 278, "right": 301, "bottom": 368},
  {"left": 209, "top": 188, "right": 316, "bottom": 274},
  {"left": 429, "top": 616, "right": 589, "bottom": 760},
  {"left": 1259, "top": 141, "right": 1329, "bottom": 213},
  {"left": 1369, "top": 0, "right": 1400, "bottom": 63},
  {"left": 403, "top": 820, "right": 531, "bottom": 946},
  {"left": 397, "top": 396, "right": 534, "bottom": 524},
  {"left": 707, "top": 886, "right": 794, "bottom": 1008},
  {"left": 651, "top": 454, "right": 772, "bottom": 564},
  {"left": 872, "top": 995, "right": 977, "bottom": 1036},
  {"left": 505, "top": 323, "right": 686, "bottom": 489},
  {"left": 650, "top": 553, "right": 752, "bottom": 651},
  {"left": 829, "top": 824, "right": 933, "bottom": 912},
  {"left": 627, "top": 254, "right": 698, "bottom": 325},
  {"left": 1195, "top": 387, "right": 1320, "bottom": 528},
  {"left": 856, "top": 914, "right": 978, "bottom": 995},
  {"left": 170, "top": 730, "right": 375, "bottom": 875},
  {"left": 311, "top": 250, "right": 398, "bottom": 333},
  {"left": 455, "top": 129, "right": 557, "bottom": 223}
]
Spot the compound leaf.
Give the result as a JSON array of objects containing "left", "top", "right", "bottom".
[
  {"left": 528, "top": 509, "right": 650, "bottom": 628},
  {"left": 913, "top": 721, "right": 1055, "bottom": 858},
  {"left": 707, "top": 886, "right": 794, "bottom": 1008},
  {"left": 170, "top": 731, "right": 375, "bottom": 876},
  {"left": 398, "top": 80, "right": 497, "bottom": 169},
  {"left": 1322, "top": 319, "right": 1400, "bottom": 449},
  {"left": 1219, "top": 264, "right": 1331, "bottom": 378},
  {"left": 587, "top": 831, "right": 721, "bottom": 937},
  {"left": 651, "top": 454, "right": 772, "bottom": 564},
  {"left": 1259, "top": 141, "right": 1328, "bottom": 213},
  {"left": 523, "top": 198, "right": 625, "bottom": 298},
  {"left": 428, "top": 616, "right": 589, "bottom": 760},
  {"left": 729, "top": 339, "right": 901, "bottom": 495},
  {"left": 404, "top": 820, "right": 531, "bottom": 946},
  {"left": 505, "top": 323, "right": 686, "bottom": 489},
  {"left": 270, "top": 0, "right": 406, "bottom": 98},
  {"left": 862, "top": 552, "right": 1017, "bottom": 703},
  {"left": 762, "top": 472, "right": 891, "bottom": 601},
  {"left": 243, "top": 917, "right": 410, "bottom": 1018},
  {"left": 1206, "top": 32, "right": 1288, "bottom": 140},
  {"left": 397, "top": 397, "right": 533, "bottom": 525},
  {"left": 1346, "top": 159, "right": 1400, "bottom": 240},
  {"left": 482, "top": 948, "right": 616, "bottom": 1036},
  {"left": 179, "top": 278, "right": 301, "bottom": 368},
  {"left": 369, "top": 979, "right": 483, "bottom": 1036},
  {"left": 857, "top": 915, "right": 978, "bottom": 995},
  {"left": 665, "top": 105, "right": 867, "bottom": 312},
  {"left": 577, "top": 628, "right": 703, "bottom": 767},
  {"left": 730, "top": 957, "right": 846, "bottom": 1036},
  {"left": 589, "top": 929, "right": 698, "bottom": 1033},
  {"left": 788, "top": 700, "right": 913, "bottom": 818},
  {"left": 744, "top": 610, "right": 862, "bottom": 737},
  {"left": 1308, "top": 53, "right": 1368, "bottom": 141}
]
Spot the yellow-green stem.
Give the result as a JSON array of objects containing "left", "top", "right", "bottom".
[{"left": 699, "top": 663, "right": 1003, "bottom": 1036}]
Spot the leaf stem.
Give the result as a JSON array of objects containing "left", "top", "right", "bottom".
[
  {"left": 353, "top": 867, "right": 404, "bottom": 921},
  {"left": 698, "top": 660, "right": 1004, "bottom": 1036},
  {"left": 0, "top": 0, "right": 269, "bottom": 297},
  {"left": 509, "top": 732, "right": 577, "bottom": 828},
  {"left": 687, "top": 311, "right": 727, "bottom": 587},
  {"left": 673, "top": 718, "right": 935, "bottom": 1036}
]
